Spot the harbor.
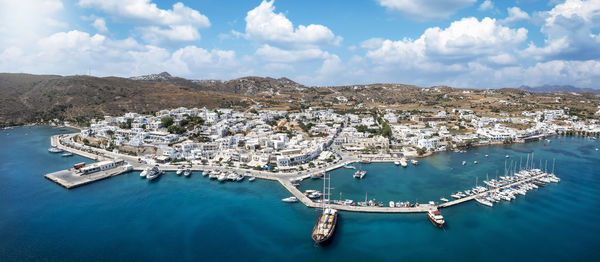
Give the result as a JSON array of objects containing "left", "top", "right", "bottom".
[{"left": 3, "top": 126, "right": 597, "bottom": 262}]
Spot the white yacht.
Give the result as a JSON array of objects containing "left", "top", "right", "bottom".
[
  {"left": 282, "top": 196, "right": 298, "bottom": 203},
  {"left": 394, "top": 161, "right": 400, "bottom": 166},
  {"left": 411, "top": 159, "right": 419, "bottom": 165},
  {"left": 176, "top": 167, "right": 183, "bottom": 175},
  {"left": 217, "top": 173, "right": 227, "bottom": 182},
  {"left": 389, "top": 201, "right": 395, "bottom": 207},
  {"left": 440, "top": 198, "right": 449, "bottom": 202},
  {"left": 475, "top": 197, "right": 493, "bottom": 207},
  {"left": 400, "top": 158, "right": 408, "bottom": 167},
  {"left": 140, "top": 167, "right": 151, "bottom": 178},
  {"left": 462, "top": 161, "right": 467, "bottom": 166},
  {"left": 248, "top": 176, "right": 256, "bottom": 182},
  {"left": 183, "top": 169, "right": 192, "bottom": 177},
  {"left": 48, "top": 147, "right": 63, "bottom": 153},
  {"left": 353, "top": 170, "right": 366, "bottom": 179}
]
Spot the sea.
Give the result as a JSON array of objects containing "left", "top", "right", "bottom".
[{"left": 1, "top": 126, "right": 599, "bottom": 262}]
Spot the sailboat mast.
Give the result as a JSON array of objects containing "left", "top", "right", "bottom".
[{"left": 552, "top": 159, "right": 555, "bottom": 174}]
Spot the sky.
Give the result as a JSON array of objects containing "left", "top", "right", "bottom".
[{"left": 0, "top": 0, "right": 599, "bottom": 89}]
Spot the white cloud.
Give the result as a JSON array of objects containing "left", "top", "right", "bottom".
[
  {"left": 245, "top": 0, "right": 341, "bottom": 48},
  {"left": 501, "top": 7, "right": 530, "bottom": 24},
  {"left": 479, "top": 0, "right": 494, "bottom": 11},
  {"left": 524, "top": 0, "right": 600, "bottom": 61},
  {"left": 0, "top": 0, "right": 67, "bottom": 48},
  {"left": 365, "top": 17, "right": 527, "bottom": 65},
  {"left": 78, "top": 0, "right": 210, "bottom": 42},
  {"left": 378, "top": 0, "right": 477, "bottom": 20},
  {"left": 92, "top": 18, "right": 108, "bottom": 33}
]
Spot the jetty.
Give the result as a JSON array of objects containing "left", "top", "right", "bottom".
[{"left": 45, "top": 164, "right": 131, "bottom": 189}]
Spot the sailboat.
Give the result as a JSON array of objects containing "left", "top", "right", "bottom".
[{"left": 312, "top": 169, "right": 338, "bottom": 245}]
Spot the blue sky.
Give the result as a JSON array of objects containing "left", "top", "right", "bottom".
[{"left": 0, "top": 0, "right": 599, "bottom": 88}]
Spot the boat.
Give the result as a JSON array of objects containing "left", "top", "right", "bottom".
[
  {"left": 360, "top": 159, "right": 371, "bottom": 164},
  {"left": 227, "top": 173, "right": 237, "bottom": 181},
  {"left": 140, "top": 167, "right": 151, "bottom": 178},
  {"left": 462, "top": 161, "right": 467, "bottom": 166},
  {"left": 311, "top": 172, "right": 324, "bottom": 179},
  {"left": 411, "top": 159, "right": 418, "bottom": 165},
  {"left": 475, "top": 197, "right": 493, "bottom": 207},
  {"left": 312, "top": 171, "right": 337, "bottom": 245},
  {"left": 506, "top": 154, "right": 510, "bottom": 158},
  {"left": 440, "top": 198, "right": 449, "bottom": 202},
  {"left": 235, "top": 174, "right": 244, "bottom": 182},
  {"left": 343, "top": 164, "right": 356, "bottom": 169},
  {"left": 394, "top": 161, "right": 400, "bottom": 166},
  {"left": 353, "top": 170, "right": 366, "bottom": 179},
  {"left": 389, "top": 201, "right": 395, "bottom": 207},
  {"left": 183, "top": 169, "right": 192, "bottom": 177},
  {"left": 473, "top": 160, "right": 478, "bottom": 164},
  {"left": 217, "top": 173, "right": 227, "bottom": 182},
  {"left": 146, "top": 166, "right": 163, "bottom": 180},
  {"left": 427, "top": 210, "right": 445, "bottom": 228},
  {"left": 176, "top": 167, "right": 183, "bottom": 175},
  {"left": 400, "top": 158, "right": 408, "bottom": 167},
  {"left": 282, "top": 196, "right": 298, "bottom": 203},
  {"left": 248, "top": 176, "right": 256, "bottom": 182},
  {"left": 61, "top": 152, "right": 73, "bottom": 157},
  {"left": 485, "top": 154, "right": 489, "bottom": 158},
  {"left": 48, "top": 147, "right": 63, "bottom": 153}
]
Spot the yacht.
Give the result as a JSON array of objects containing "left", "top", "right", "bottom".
[
  {"left": 484, "top": 154, "right": 489, "bottom": 158},
  {"left": 282, "top": 196, "right": 298, "bottom": 203},
  {"left": 217, "top": 173, "right": 227, "bottom": 182},
  {"left": 209, "top": 171, "right": 219, "bottom": 179},
  {"left": 248, "top": 176, "right": 256, "bottom": 182},
  {"left": 48, "top": 147, "right": 63, "bottom": 153},
  {"left": 227, "top": 173, "right": 237, "bottom": 181},
  {"left": 394, "top": 161, "right": 400, "bottom": 166},
  {"left": 353, "top": 170, "right": 366, "bottom": 179},
  {"left": 235, "top": 174, "right": 244, "bottom": 182},
  {"left": 411, "top": 159, "right": 419, "bottom": 165},
  {"left": 427, "top": 210, "right": 445, "bottom": 228},
  {"left": 140, "top": 167, "right": 151, "bottom": 178},
  {"left": 146, "top": 166, "right": 163, "bottom": 180},
  {"left": 176, "top": 167, "right": 184, "bottom": 175},
  {"left": 400, "top": 158, "right": 408, "bottom": 167},
  {"left": 343, "top": 164, "right": 356, "bottom": 169},
  {"left": 389, "top": 201, "right": 395, "bottom": 207},
  {"left": 462, "top": 161, "right": 467, "bottom": 166},
  {"left": 311, "top": 172, "right": 324, "bottom": 179},
  {"left": 506, "top": 154, "right": 510, "bottom": 158},
  {"left": 473, "top": 160, "right": 478, "bottom": 164},
  {"left": 183, "top": 169, "right": 192, "bottom": 177},
  {"left": 475, "top": 197, "right": 493, "bottom": 207},
  {"left": 61, "top": 152, "right": 73, "bottom": 157},
  {"left": 440, "top": 198, "right": 449, "bottom": 202}
]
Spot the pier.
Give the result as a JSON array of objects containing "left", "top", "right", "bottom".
[{"left": 45, "top": 165, "right": 131, "bottom": 189}]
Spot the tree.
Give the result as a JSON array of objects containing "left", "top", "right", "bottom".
[
  {"left": 416, "top": 147, "right": 426, "bottom": 156},
  {"left": 238, "top": 141, "right": 245, "bottom": 147},
  {"left": 106, "top": 130, "right": 114, "bottom": 137},
  {"left": 168, "top": 125, "right": 186, "bottom": 134},
  {"left": 83, "top": 138, "right": 89, "bottom": 145},
  {"left": 161, "top": 117, "right": 174, "bottom": 127}
]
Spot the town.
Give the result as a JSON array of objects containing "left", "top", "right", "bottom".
[{"left": 69, "top": 104, "right": 600, "bottom": 172}]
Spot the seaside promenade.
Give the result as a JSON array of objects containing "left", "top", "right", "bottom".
[{"left": 46, "top": 133, "right": 552, "bottom": 214}]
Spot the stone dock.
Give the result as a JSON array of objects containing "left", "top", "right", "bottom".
[{"left": 45, "top": 166, "right": 131, "bottom": 189}]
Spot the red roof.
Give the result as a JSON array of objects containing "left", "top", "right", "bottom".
[{"left": 433, "top": 211, "right": 441, "bottom": 215}]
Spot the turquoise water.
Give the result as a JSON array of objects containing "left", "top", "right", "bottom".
[{"left": 1, "top": 126, "right": 599, "bottom": 261}]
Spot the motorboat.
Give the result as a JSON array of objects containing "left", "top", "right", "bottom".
[
  {"left": 183, "top": 169, "right": 192, "bottom": 177},
  {"left": 394, "top": 161, "right": 400, "bottom": 166},
  {"left": 411, "top": 159, "right": 418, "bottom": 165},
  {"left": 146, "top": 166, "right": 163, "bottom": 180},
  {"left": 343, "top": 165, "right": 356, "bottom": 169},
  {"left": 61, "top": 152, "right": 73, "bottom": 157},
  {"left": 389, "top": 201, "right": 395, "bottom": 207},
  {"left": 217, "top": 173, "right": 227, "bottom": 182},
  {"left": 227, "top": 173, "right": 237, "bottom": 181},
  {"left": 440, "top": 198, "right": 449, "bottom": 202},
  {"left": 400, "top": 158, "right": 408, "bottom": 167},
  {"left": 176, "top": 167, "right": 183, "bottom": 175},
  {"left": 311, "top": 172, "right": 324, "bottom": 179},
  {"left": 48, "top": 147, "right": 63, "bottom": 153},
  {"left": 248, "top": 176, "right": 256, "bottom": 182},
  {"left": 140, "top": 167, "right": 150, "bottom": 178},
  {"left": 475, "top": 197, "right": 493, "bottom": 207},
  {"left": 462, "top": 161, "right": 467, "bottom": 166},
  {"left": 282, "top": 196, "right": 298, "bottom": 203},
  {"left": 473, "top": 160, "right": 478, "bottom": 164}
]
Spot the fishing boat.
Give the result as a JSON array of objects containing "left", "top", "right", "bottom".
[
  {"left": 312, "top": 171, "right": 337, "bottom": 245},
  {"left": 353, "top": 169, "right": 366, "bottom": 179},
  {"left": 282, "top": 196, "right": 298, "bottom": 203},
  {"left": 427, "top": 210, "right": 445, "bottom": 228},
  {"left": 61, "top": 152, "right": 73, "bottom": 157}
]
